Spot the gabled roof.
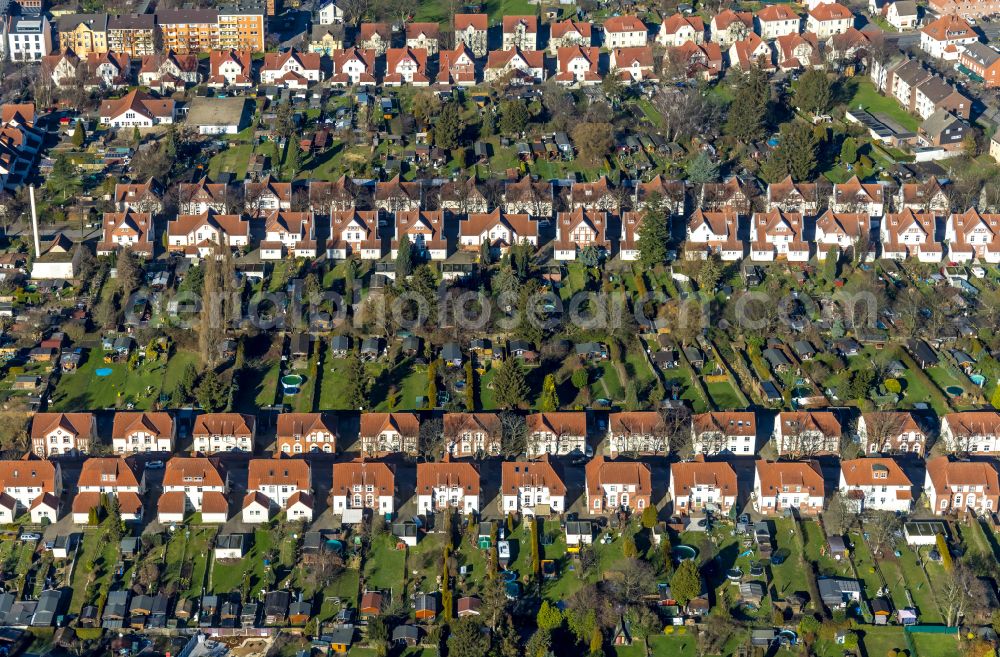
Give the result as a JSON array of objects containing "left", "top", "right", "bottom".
[
  {"left": 501, "top": 459, "right": 566, "bottom": 496},
  {"left": 454, "top": 13, "right": 488, "bottom": 31},
  {"left": 169, "top": 211, "right": 248, "bottom": 243},
  {"left": 926, "top": 456, "right": 999, "bottom": 495},
  {"left": 405, "top": 22, "right": 440, "bottom": 39},
  {"left": 248, "top": 458, "right": 310, "bottom": 491},
  {"left": 833, "top": 176, "right": 883, "bottom": 203},
  {"left": 670, "top": 459, "right": 737, "bottom": 496},
  {"left": 922, "top": 14, "right": 976, "bottom": 42},
  {"left": 840, "top": 457, "right": 911, "bottom": 487},
  {"left": 0, "top": 459, "right": 57, "bottom": 492},
  {"left": 688, "top": 209, "right": 737, "bottom": 237},
  {"left": 526, "top": 412, "right": 587, "bottom": 436},
  {"left": 713, "top": 9, "right": 754, "bottom": 30},
  {"left": 944, "top": 411, "right": 1000, "bottom": 437},
  {"left": 757, "top": 4, "right": 800, "bottom": 21},
  {"left": 692, "top": 411, "right": 756, "bottom": 436},
  {"left": 262, "top": 49, "right": 321, "bottom": 72},
  {"left": 504, "top": 175, "right": 552, "bottom": 201},
  {"left": 551, "top": 19, "right": 593, "bottom": 38},
  {"left": 755, "top": 460, "right": 824, "bottom": 496},
  {"left": 768, "top": 176, "right": 817, "bottom": 204},
  {"left": 486, "top": 47, "right": 545, "bottom": 70},
  {"left": 586, "top": 456, "right": 652, "bottom": 495},
  {"left": 332, "top": 460, "right": 394, "bottom": 495},
  {"left": 359, "top": 412, "right": 420, "bottom": 437},
  {"left": 554, "top": 208, "right": 610, "bottom": 249},
  {"left": 815, "top": 210, "right": 869, "bottom": 239},
  {"left": 276, "top": 413, "right": 336, "bottom": 438},
  {"left": 100, "top": 89, "right": 174, "bottom": 121},
  {"left": 112, "top": 412, "right": 172, "bottom": 440},
  {"left": 359, "top": 22, "right": 390, "bottom": 40},
  {"left": 416, "top": 462, "right": 480, "bottom": 495},
  {"left": 604, "top": 15, "right": 646, "bottom": 32},
  {"left": 502, "top": 14, "right": 538, "bottom": 33},
  {"left": 443, "top": 412, "right": 501, "bottom": 437},
  {"left": 77, "top": 457, "right": 140, "bottom": 488},
  {"left": 609, "top": 411, "right": 667, "bottom": 436},
  {"left": 264, "top": 210, "right": 311, "bottom": 235},
  {"left": 162, "top": 457, "right": 225, "bottom": 488},
  {"left": 385, "top": 46, "right": 429, "bottom": 83},
  {"left": 778, "top": 411, "right": 841, "bottom": 437},
  {"left": 808, "top": 2, "right": 853, "bottom": 21},
  {"left": 661, "top": 13, "right": 705, "bottom": 34},
  {"left": 31, "top": 413, "right": 93, "bottom": 441}
]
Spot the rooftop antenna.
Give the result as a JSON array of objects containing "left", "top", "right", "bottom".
[{"left": 29, "top": 184, "right": 40, "bottom": 258}]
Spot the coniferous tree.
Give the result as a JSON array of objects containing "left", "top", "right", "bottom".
[
  {"left": 72, "top": 121, "right": 86, "bottom": 147},
  {"left": 539, "top": 373, "right": 559, "bottom": 412},
  {"left": 493, "top": 358, "right": 528, "bottom": 409},
  {"left": 725, "top": 66, "right": 769, "bottom": 142},
  {"left": 637, "top": 195, "right": 670, "bottom": 267},
  {"left": 395, "top": 234, "right": 413, "bottom": 278}
]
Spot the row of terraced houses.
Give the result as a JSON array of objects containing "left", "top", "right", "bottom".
[
  {"left": 97, "top": 173, "right": 1000, "bottom": 263},
  {"left": 8, "top": 409, "right": 1000, "bottom": 524}
]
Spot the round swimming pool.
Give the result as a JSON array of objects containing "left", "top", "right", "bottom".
[{"left": 673, "top": 545, "right": 697, "bottom": 561}]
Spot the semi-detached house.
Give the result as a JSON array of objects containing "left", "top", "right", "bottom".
[
  {"left": 839, "top": 457, "right": 913, "bottom": 512},
  {"left": 670, "top": 457, "right": 737, "bottom": 514},
  {"left": 586, "top": 456, "right": 652, "bottom": 513},
  {"left": 500, "top": 458, "right": 566, "bottom": 515},
  {"left": 244, "top": 458, "right": 312, "bottom": 523},
  {"left": 753, "top": 460, "right": 824, "bottom": 515}
]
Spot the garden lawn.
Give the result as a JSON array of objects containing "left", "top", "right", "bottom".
[
  {"left": 896, "top": 366, "right": 949, "bottom": 414},
  {"left": 705, "top": 380, "right": 742, "bottom": 410},
  {"left": 318, "top": 356, "right": 353, "bottom": 410},
  {"left": 363, "top": 535, "right": 406, "bottom": 595},
  {"left": 160, "top": 526, "right": 215, "bottom": 598},
  {"left": 69, "top": 528, "right": 119, "bottom": 612},
  {"left": 479, "top": 366, "right": 497, "bottom": 410},
  {"left": 52, "top": 353, "right": 170, "bottom": 411},
  {"left": 858, "top": 627, "right": 907, "bottom": 657},
  {"left": 801, "top": 521, "right": 852, "bottom": 578},
  {"left": 371, "top": 360, "right": 429, "bottom": 411},
  {"left": 770, "top": 519, "right": 809, "bottom": 600},
  {"left": 927, "top": 366, "right": 968, "bottom": 397},
  {"left": 615, "top": 633, "right": 696, "bottom": 657},
  {"left": 161, "top": 350, "right": 200, "bottom": 399},
  {"left": 895, "top": 545, "right": 942, "bottom": 624},
  {"left": 211, "top": 528, "right": 283, "bottom": 594},
  {"left": 910, "top": 632, "right": 962, "bottom": 657},
  {"left": 595, "top": 361, "right": 625, "bottom": 401},
  {"left": 845, "top": 78, "right": 919, "bottom": 132}
]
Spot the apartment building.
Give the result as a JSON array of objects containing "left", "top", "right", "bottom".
[
  {"left": 107, "top": 14, "right": 157, "bottom": 57},
  {"left": 57, "top": 14, "right": 108, "bottom": 55}
]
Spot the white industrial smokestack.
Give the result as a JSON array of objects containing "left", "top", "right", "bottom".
[{"left": 29, "top": 185, "right": 40, "bottom": 258}]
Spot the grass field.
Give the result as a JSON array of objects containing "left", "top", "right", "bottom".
[
  {"left": 705, "top": 380, "right": 743, "bottom": 409},
  {"left": 211, "top": 528, "right": 295, "bottom": 595},
  {"left": 162, "top": 526, "right": 216, "bottom": 598},
  {"left": 52, "top": 354, "right": 166, "bottom": 410},
  {"left": 69, "top": 528, "right": 119, "bottom": 612},
  {"left": 910, "top": 631, "right": 962, "bottom": 657},
  {"left": 363, "top": 534, "right": 407, "bottom": 594},
  {"left": 845, "top": 78, "right": 919, "bottom": 133},
  {"left": 857, "top": 626, "right": 907, "bottom": 657}
]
